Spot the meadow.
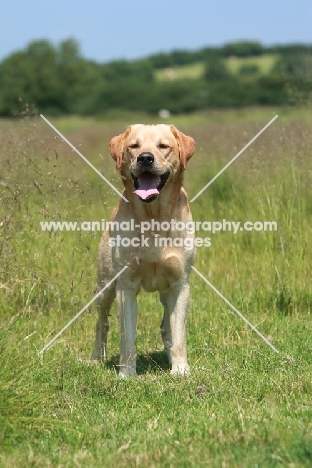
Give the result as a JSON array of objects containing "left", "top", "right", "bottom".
[
  {"left": 0, "top": 107, "right": 311, "bottom": 467},
  {"left": 154, "top": 54, "right": 277, "bottom": 81}
]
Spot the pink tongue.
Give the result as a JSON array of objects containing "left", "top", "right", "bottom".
[
  {"left": 133, "top": 173, "right": 160, "bottom": 200},
  {"left": 134, "top": 188, "right": 159, "bottom": 200}
]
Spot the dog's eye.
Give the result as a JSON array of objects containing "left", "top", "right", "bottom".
[
  {"left": 159, "top": 143, "right": 169, "bottom": 150},
  {"left": 129, "top": 143, "right": 139, "bottom": 149}
]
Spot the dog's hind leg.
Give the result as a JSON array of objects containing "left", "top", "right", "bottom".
[{"left": 91, "top": 286, "right": 115, "bottom": 360}]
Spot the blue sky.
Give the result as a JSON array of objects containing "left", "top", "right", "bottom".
[{"left": 1, "top": 0, "right": 311, "bottom": 63}]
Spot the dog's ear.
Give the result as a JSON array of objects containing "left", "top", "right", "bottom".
[
  {"left": 109, "top": 127, "right": 131, "bottom": 170},
  {"left": 170, "top": 126, "right": 196, "bottom": 170}
]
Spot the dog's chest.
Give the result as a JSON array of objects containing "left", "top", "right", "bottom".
[
  {"left": 136, "top": 259, "right": 174, "bottom": 292},
  {"left": 130, "top": 247, "right": 190, "bottom": 293},
  {"left": 140, "top": 262, "right": 170, "bottom": 292}
]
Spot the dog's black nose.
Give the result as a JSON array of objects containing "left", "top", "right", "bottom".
[{"left": 137, "top": 152, "right": 154, "bottom": 165}]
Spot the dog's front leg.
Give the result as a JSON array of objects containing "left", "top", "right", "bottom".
[
  {"left": 167, "top": 283, "right": 190, "bottom": 375},
  {"left": 92, "top": 287, "right": 115, "bottom": 361},
  {"left": 116, "top": 289, "right": 138, "bottom": 377}
]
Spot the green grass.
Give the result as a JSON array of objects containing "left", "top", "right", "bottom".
[
  {"left": 226, "top": 54, "right": 278, "bottom": 75},
  {"left": 154, "top": 54, "right": 278, "bottom": 81},
  {"left": 155, "top": 62, "right": 205, "bottom": 81},
  {"left": 0, "top": 108, "right": 311, "bottom": 467}
]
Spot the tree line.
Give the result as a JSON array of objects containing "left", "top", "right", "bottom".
[{"left": 0, "top": 39, "right": 311, "bottom": 116}]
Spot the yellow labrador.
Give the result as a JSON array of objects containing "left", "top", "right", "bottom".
[{"left": 92, "top": 124, "right": 196, "bottom": 376}]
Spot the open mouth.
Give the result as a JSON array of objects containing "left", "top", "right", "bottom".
[{"left": 131, "top": 171, "right": 170, "bottom": 202}]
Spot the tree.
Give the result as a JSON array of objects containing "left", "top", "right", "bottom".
[
  {"left": 56, "top": 39, "right": 102, "bottom": 114},
  {"left": 239, "top": 64, "right": 260, "bottom": 76},
  {"left": 0, "top": 40, "right": 61, "bottom": 115},
  {"left": 222, "top": 41, "right": 263, "bottom": 57},
  {"left": 203, "top": 57, "right": 230, "bottom": 81},
  {"left": 270, "top": 53, "right": 312, "bottom": 104},
  {"left": 0, "top": 39, "right": 102, "bottom": 115}
]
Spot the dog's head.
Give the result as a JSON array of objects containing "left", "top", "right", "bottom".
[{"left": 109, "top": 124, "right": 195, "bottom": 203}]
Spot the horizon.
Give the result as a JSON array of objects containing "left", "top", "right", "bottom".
[{"left": 2, "top": 38, "right": 312, "bottom": 66}]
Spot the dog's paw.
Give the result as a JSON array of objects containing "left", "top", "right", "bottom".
[
  {"left": 91, "top": 347, "right": 107, "bottom": 361},
  {"left": 119, "top": 367, "right": 137, "bottom": 378},
  {"left": 170, "top": 364, "right": 190, "bottom": 376},
  {"left": 78, "top": 358, "right": 101, "bottom": 366}
]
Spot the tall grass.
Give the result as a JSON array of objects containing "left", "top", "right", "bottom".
[{"left": 0, "top": 108, "right": 311, "bottom": 467}]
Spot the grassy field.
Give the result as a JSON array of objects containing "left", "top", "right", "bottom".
[
  {"left": 155, "top": 62, "right": 206, "bottom": 81},
  {"left": 154, "top": 54, "right": 278, "bottom": 81},
  {"left": 0, "top": 107, "right": 311, "bottom": 467},
  {"left": 226, "top": 54, "right": 277, "bottom": 75}
]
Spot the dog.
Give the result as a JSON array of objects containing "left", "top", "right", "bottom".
[{"left": 92, "top": 124, "right": 196, "bottom": 376}]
